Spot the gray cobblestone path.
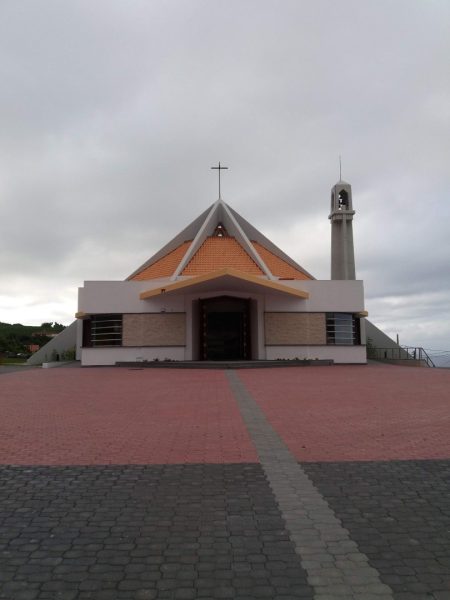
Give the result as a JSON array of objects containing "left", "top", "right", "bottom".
[
  {"left": 304, "top": 461, "right": 450, "bottom": 600},
  {"left": 227, "top": 370, "right": 395, "bottom": 600},
  {"left": 0, "top": 464, "right": 312, "bottom": 599}
]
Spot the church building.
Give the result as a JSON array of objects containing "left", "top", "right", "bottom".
[{"left": 75, "top": 178, "right": 367, "bottom": 365}]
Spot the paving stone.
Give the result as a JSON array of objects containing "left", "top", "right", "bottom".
[
  {"left": 0, "top": 463, "right": 311, "bottom": 599},
  {"left": 227, "top": 371, "right": 396, "bottom": 600},
  {"left": 1, "top": 367, "right": 449, "bottom": 600},
  {"left": 135, "top": 591, "right": 158, "bottom": 600},
  {"left": 304, "top": 460, "right": 450, "bottom": 600}
]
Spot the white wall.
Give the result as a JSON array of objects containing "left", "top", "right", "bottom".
[
  {"left": 81, "top": 346, "right": 185, "bottom": 366},
  {"left": 265, "top": 345, "right": 367, "bottom": 364},
  {"left": 265, "top": 280, "right": 365, "bottom": 313},
  {"left": 77, "top": 279, "right": 366, "bottom": 364},
  {"left": 79, "top": 279, "right": 365, "bottom": 315},
  {"left": 78, "top": 280, "right": 184, "bottom": 314}
]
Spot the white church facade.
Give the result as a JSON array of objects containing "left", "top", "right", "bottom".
[{"left": 75, "top": 179, "right": 368, "bottom": 366}]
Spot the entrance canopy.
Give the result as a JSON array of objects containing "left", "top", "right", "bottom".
[{"left": 139, "top": 268, "right": 309, "bottom": 300}]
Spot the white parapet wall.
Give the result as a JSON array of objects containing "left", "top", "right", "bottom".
[
  {"left": 81, "top": 346, "right": 186, "bottom": 366},
  {"left": 265, "top": 345, "right": 367, "bottom": 364},
  {"left": 264, "top": 280, "right": 365, "bottom": 313},
  {"left": 78, "top": 280, "right": 185, "bottom": 314}
]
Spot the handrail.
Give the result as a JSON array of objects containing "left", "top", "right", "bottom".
[
  {"left": 401, "top": 346, "right": 435, "bottom": 367},
  {"left": 367, "top": 346, "right": 435, "bottom": 367}
]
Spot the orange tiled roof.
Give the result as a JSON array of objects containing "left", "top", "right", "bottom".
[
  {"left": 182, "top": 237, "right": 264, "bottom": 276},
  {"left": 130, "top": 241, "right": 192, "bottom": 280},
  {"left": 252, "top": 241, "right": 312, "bottom": 280}
]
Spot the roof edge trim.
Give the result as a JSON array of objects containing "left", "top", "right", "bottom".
[
  {"left": 140, "top": 267, "right": 309, "bottom": 300},
  {"left": 221, "top": 202, "right": 274, "bottom": 279},
  {"left": 126, "top": 204, "right": 213, "bottom": 281},
  {"left": 171, "top": 200, "right": 221, "bottom": 280}
]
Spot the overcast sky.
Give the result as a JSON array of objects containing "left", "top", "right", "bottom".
[{"left": 1, "top": 0, "right": 449, "bottom": 360}]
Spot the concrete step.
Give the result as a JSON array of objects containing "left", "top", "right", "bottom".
[{"left": 115, "top": 359, "right": 334, "bottom": 369}]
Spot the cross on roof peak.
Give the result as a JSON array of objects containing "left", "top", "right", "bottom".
[{"left": 211, "top": 161, "right": 228, "bottom": 199}]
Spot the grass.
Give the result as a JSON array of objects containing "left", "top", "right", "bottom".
[{"left": 0, "top": 357, "right": 28, "bottom": 365}]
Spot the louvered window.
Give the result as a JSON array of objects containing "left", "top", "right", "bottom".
[
  {"left": 326, "top": 313, "right": 360, "bottom": 345},
  {"left": 83, "top": 315, "right": 122, "bottom": 347}
]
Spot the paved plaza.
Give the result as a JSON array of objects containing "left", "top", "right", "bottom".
[{"left": 0, "top": 364, "right": 449, "bottom": 599}]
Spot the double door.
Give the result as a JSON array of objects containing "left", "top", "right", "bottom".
[{"left": 200, "top": 296, "right": 250, "bottom": 360}]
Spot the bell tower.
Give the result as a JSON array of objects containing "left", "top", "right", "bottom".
[{"left": 329, "top": 179, "right": 356, "bottom": 280}]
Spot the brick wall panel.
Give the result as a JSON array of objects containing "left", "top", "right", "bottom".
[
  {"left": 264, "top": 313, "right": 326, "bottom": 345},
  {"left": 123, "top": 313, "right": 186, "bottom": 346}
]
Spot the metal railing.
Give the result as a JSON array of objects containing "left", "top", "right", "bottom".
[{"left": 367, "top": 346, "right": 435, "bottom": 367}]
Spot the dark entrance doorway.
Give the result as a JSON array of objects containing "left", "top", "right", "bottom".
[{"left": 200, "top": 296, "right": 250, "bottom": 360}]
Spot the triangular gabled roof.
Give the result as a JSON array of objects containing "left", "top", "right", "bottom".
[{"left": 127, "top": 199, "right": 314, "bottom": 282}]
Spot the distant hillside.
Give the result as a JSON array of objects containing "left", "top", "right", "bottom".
[{"left": 0, "top": 322, "right": 65, "bottom": 355}]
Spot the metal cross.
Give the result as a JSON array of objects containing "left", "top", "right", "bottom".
[{"left": 211, "top": 161, "right": 228, "bottom": 199}]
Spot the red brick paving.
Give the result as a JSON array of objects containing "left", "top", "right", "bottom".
[
  {"left": 0, "top": 368, "right": 257, "bottom": 465},
  {"left": 239, "top": 364, "right": 450, "bottom": 461},
  {"left": 1, "top": 364, "right": 449, "bottom": 465}
]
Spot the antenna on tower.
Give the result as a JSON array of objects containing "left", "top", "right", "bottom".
[{"left": 339, "top": 155, "right": 342, "bottom": 181}]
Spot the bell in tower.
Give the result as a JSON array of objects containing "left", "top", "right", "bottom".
[{"left": 329, "top": 180, "right": 356, "bottom": 280}]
